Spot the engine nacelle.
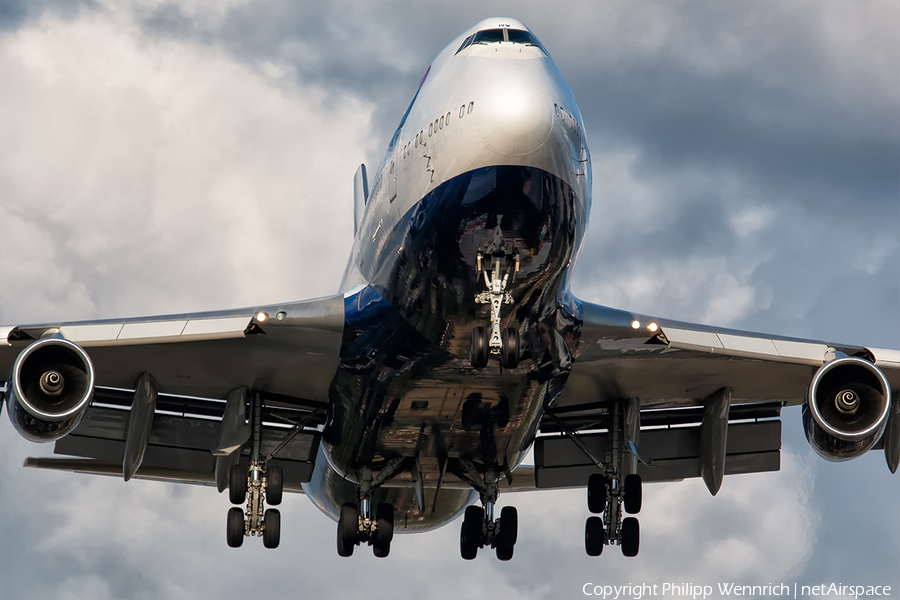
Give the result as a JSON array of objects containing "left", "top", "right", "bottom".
[
  {"left": 803, "top": 356, "right": 892, "bottom": 461},
  {"left": 5, "top": 337, "right": 95, "bottom": 442}
]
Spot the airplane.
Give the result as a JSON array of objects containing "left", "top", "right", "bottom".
[{"left": 1, "top": 17, "right": 898, "bottom": 561}]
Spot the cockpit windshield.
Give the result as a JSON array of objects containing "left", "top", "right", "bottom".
[
  {"left": 473, "top": 29, "right": 505, "bottom": 44},
  {"left": 506, "top": 29, "right": 541, "bottom": 47},
  {"left": 455, "top": 28, "right": 546, "bottom": 54}
]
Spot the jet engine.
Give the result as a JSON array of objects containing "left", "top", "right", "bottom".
[
  {"left": 5, "top": 337, "right": 95, "bottom": 442},
  {"left": 803, "top": 356, "right": 892, "bottom": 461}
]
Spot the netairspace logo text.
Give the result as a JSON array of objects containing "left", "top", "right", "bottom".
[{"left": 582, "top": 582, "right": 893, "bottom": 600}]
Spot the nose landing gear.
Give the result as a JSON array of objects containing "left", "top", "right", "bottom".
[{"left": 471, "top": 240, "right": 520, "bottom": 370}]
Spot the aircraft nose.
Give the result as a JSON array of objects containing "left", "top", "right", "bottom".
[{"left": 476, "top": 82, "right": 553, "bottom": 157}]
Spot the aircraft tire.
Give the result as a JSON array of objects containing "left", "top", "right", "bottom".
[
  {"left": 373, "top": 541, "right": 390, "bottom": 558},
  {"left": 263, "top": 509, "right": 281, "bottom": 549},
  {"left": 495, "top": 506, "right": 517, "bottom": 561},
  {"left": 226, "top": 507, "right": 244, "bottom": 548},
  {"left": 337, "top": 503, "right": 358, "bottom": 557},
  {"left": 229, "top": 465, "right": 247, "bottom": 505},
  {"left": 624, "top": 474, "right": 642, "bottom": 514},
  {"left": 496, "top": 542, "right": 514, "bottom": 561},
  {"left": 498, "top": 505, "right": 518, "bottom": 546},
  {"left": 460, "top": 505, "right": 483, "bottom": 560},
  {"left": 587, "top": 474, "right": 607, "bottom": 514},
  {"left": 585, "top": 516, "right": 604, "bottom": 556},
  {"left": 460, "top": 525, "right": 477, "bottom": 560},
  {"left": 621, "top": 517, "right": 640, "bottom": 557},
  {"left": 266, "top": 465, "right": 284, "bottom": 506},
  {"left": 501, "top": 328, "right": 519, "bottom": 369},
  {"left": 470, "top": 327, "right": 489, "bottom": 369},
  {"left": 375, "top": 502, "right": 394, "bottom": 546}
]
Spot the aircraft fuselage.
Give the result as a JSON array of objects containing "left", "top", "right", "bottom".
[{"left": 303, "top": 18, "right": 593, "bottom": 532}]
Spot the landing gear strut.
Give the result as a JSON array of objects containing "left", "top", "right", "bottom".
[
  {"left": 471, "top": 233, "right": 520, "bottom": 370},
  {"left": 457, "top": 460, "right": 518, "bottom": 561},
  {"left": 551, "top": 399, "right": 646, "bottom": 558},
  {"left": 225, "top": 393, "right": 283, "bottom": 548},
  {"left": 336, "top": 459, "right": 403, "bottom": 558},
  {"left": 582, "top": 399, "right": 643, "bottom": 557}
]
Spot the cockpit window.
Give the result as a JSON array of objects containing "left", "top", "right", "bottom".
[
  {"left": 472, "top": 29, "right": 505, "bottom": 44},
  {"left": 506, "top": 29, "right": 541, "bottom": 48},
  {"left": 455, "top": 34, "right": 474, "bottom": 55},
  {"left": 457, "top": 28, "right": 546, "bottom": 54}
]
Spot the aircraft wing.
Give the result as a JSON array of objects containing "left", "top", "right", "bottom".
[
  {"left": 0, "top": 293, "right": 345, "bottom": 401},
  {"left": 532, "top": 297, "right": 900, "bottom": 493},
  {"left": 0, "top": 294, "right": 345, "bottom": 488}
]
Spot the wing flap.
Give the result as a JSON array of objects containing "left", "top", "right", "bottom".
[
  {"left": 23, "top": 457, "right": 307, "bottom": 493},
  {"left": 41, "top": 385, "right": 323, "bottom": 486},
  {"left": 534, "top": 420, "right": 781, "bottom": 488}
]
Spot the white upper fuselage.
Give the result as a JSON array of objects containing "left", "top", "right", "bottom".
[{"left": 341, "top": 17, "right": 592, "bottom": 292}]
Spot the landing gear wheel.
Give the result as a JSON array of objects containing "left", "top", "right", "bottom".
[
  {"left": 375, "top": 503, "right": 394, "bottom": 546},
  {"left": 621, "top": 517, "right": 640, "bottom": 557},
  {"left": 470, "top": 327, "right": 489, "bottom": 369},
  {"left": 337, "top": 502, "right": 358, "bottom": 558},
  {"left": 373, "top": 541, "right": 390, "bottom": 558},
  {"left": 587, "top": 474, "right": 607, "bottom": 514},
  {"left": 495, "top": 505, "right": 518, "bottom": 561},
  {"left": 585, "top": 516, "right": 604, "bottom": 556},
  {"left": 460, "top": 526, "right": 477, "bottom": 560},
  {"left": 460, "top": 505, "right": 483, "bottom": 560},
  {"left": 263, "top": 508, "right": 281, "bottom": 549},
  {"left": 501, "top": 328, "right": 519, "bottom": 369},
  {"left": 228, "top": 465, "right": 247, "bottom": 505},
  {"left": 266, "top": 465, "right": 283, "bottom": 506},
  {"left": 624, "top": 474, "right": 642, "bottom": 514},
  {"left": 226, "top": 507, "right": 245, "bottom": 548},
  {"left": 496, "top": 543, "right": 513, "bottom": 561}
]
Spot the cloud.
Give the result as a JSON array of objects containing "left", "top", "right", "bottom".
[
  {"left": 0, "top": 9, "right": 375, "bottom": 324},
  {"left": 0, "top": 1, "right": 897, "bottom": 598}
]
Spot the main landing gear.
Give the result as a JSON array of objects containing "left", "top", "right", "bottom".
[
  {"left": 457, "top": 460, "right": 518, "bottom": 561},
  {"left": 584, "top": 472, "right": 642, "bottom": 557},
  {"left": 582, "top": 399, "right": 643, "bottom": 557},
  {"left": 226, "top": 395, "right": 283, "bottom": 549},
  {"left": 336, "top": 458, "right": 403, "bottom": 558},
  {"left": 551, "top": 398, "right": 646, "bottom": 557},
  {"left": 471, "top": 236, "right": 520, "bottom": 370}
]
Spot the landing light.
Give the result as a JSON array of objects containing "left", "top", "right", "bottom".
[
  {"left": 256, "top": 311, "right": 269, "bottom": 323},
  {"left": 647, "top": 322, "right": 659, "bottom": 333},
  {"left": 490, "top": 87, "right": 529, "bottom": 118},
  {"left": 631, "top": 320, "right": 641, "bottom": 330}
]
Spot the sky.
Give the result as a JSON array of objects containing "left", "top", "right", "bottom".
[{"left": 0, "top": 1, "right": 898, "bottom": 599}]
